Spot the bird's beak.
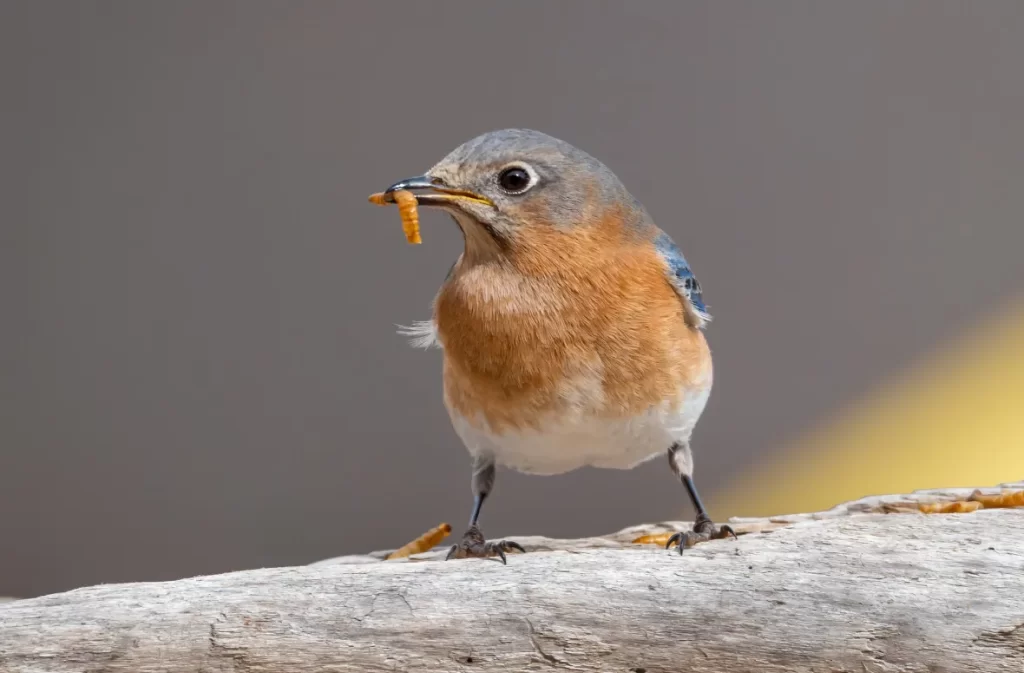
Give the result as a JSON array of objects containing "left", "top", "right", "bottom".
[{"left": 374, "top": 175, "right": 494, "bottom": 209}]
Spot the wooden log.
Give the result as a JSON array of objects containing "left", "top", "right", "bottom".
[{"left": 1, "top": 486, "right": 1022, "bottom": 672}]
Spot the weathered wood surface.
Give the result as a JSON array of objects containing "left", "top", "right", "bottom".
[{"left": 1, "top": 484, "right": 1023, "bottom": 673}]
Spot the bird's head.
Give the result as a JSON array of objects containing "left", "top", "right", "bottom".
[{"left": 378, "top": 129, "right": 651, "bottom": 262}]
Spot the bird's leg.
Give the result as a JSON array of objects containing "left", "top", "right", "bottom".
[
  {"left": 445, "top": 457, "right": 525, "bottom": 564},
  {"left": 665, "top": 442, "right": 736, "bottom": 554}
]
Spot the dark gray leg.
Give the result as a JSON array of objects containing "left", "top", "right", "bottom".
[
  {"left": 445, "top": 456, "right": 525, "bottom": 564},
  {"left": 468, "top": 456, "right": 494, "bottom": 527},
  {"left": 665, "top": 442, "right": 736, "bottom": 554}
]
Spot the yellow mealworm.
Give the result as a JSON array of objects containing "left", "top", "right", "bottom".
[
  {"left": 367, "top": 189, "right": 421, "bottom": 244},
  {"left": 385, "top": 522, "right": 452, "bottom": 560},
  {"left": 918, "top": 500, "right": 983, "bottom": 514},
  {"left": 630, "top": 532, "right": 674, "bottom": 546},
  {"left": 392, "top": 189, "right": 421, "bottom": 244},
  {"left": 970, "top": 489, "right": 1024, "bottom": 509}
]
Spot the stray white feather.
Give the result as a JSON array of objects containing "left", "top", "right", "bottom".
[{"left": 396, "top": 320, "right": 441, "bottom": 349}]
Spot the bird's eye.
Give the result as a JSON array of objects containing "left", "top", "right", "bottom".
[{"left": 497, "top": 166, "right": 534, "bottom": 194}]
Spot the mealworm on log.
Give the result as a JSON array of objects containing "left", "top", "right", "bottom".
[
  {"left": 918, "top": 500, "right": 983, "bottom": 514},
  {"left": 385, "top": 523, "right": 452, "bottom": 560},
  {"left": 630, "top": 532, "right": 673, "bottom": 546},
  {"left": 969, "top": 488, "right": 1024, "bottom": 508},
  {"left": 916, "top": 489, "right": 1024, "bottom": 513}
]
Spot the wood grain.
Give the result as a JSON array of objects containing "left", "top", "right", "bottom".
[{"left": 2, "top": 485, "right": 1022, "bottom": 672}]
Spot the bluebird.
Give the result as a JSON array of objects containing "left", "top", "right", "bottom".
[{"left": 375, "top": 129, "right": 734, "bottom": 562}]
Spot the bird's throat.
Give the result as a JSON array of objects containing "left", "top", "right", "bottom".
[{"left": 450, "top": 212, "right": 509, "bottom": 264}]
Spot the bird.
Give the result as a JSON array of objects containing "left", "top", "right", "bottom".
[{"left": 374, "top": 128, "right": 734, "bottom": 563}]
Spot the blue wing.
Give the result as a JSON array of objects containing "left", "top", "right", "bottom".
[{"left": 654, "top": 229, "right": 711, "bottom": 327}]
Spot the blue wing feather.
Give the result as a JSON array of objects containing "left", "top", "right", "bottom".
[{"left": 653, "top": 230, "right": 711, "bottom": 326}]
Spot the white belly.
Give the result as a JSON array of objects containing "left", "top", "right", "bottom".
[{"left": 449, "top": 386, "right": 711, "bottom": 476}]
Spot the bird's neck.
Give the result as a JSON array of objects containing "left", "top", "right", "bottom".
[
  {"left": 434, "top": 203, "right": 666, "bottom": 384},
  {"left": 434, "top": 260, "right": 584, "bottom": 420},
  {"left": 434, "top": 222, "right": 645, "bottom": 381}
]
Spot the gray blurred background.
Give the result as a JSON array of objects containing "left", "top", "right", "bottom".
[{"left": 3, "top": 1, "right": 1023, "bottom": 599}]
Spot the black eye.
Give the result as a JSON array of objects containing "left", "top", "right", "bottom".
[{"left": 498, "top": 166, "right": 532, "bottom": 193}]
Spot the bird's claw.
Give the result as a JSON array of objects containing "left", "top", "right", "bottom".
[
  {"left": 666, "top": 516, "right": 736, "bottom": 555},
  {"left": 444, "top": 524, "right": 525, "bottom": 564}
]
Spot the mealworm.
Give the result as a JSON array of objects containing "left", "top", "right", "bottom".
[
  {"left": 918, "top": 500, "right": 983, "bottom": 514},
  {"left": 367, "top": 189, "right": 422, "bottom": 244},
  {"left": 385, "top": 522, "right": 452, "bottom": 560},
  {"left": 630, "top": 532, "right": 673, "bottom": 546},
  {"left": 969, "top": 489, "right": 1024, "bottom": 509}
]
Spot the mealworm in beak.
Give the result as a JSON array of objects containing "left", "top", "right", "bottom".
[{"left": 368, "top": 189, "right": 421, "bottom": 244}]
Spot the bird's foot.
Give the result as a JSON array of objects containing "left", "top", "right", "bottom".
[
  {"left": 444, "top": 524, "right": 525, "bottom": 564},
  {"left": 666, "top": 513, "right": 737, "bottom": 554}
]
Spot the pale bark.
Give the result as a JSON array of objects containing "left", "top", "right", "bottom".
[{"left": 1, "top": 483, "right": 1022, "bottom": 673}]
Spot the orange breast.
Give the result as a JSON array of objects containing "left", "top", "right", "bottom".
[{"left": 435, "top": 212, "right": 712, "bottom": 435}]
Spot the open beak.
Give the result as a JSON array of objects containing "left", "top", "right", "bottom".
[{"left": 375, "top": 175, "right": 494, "bottom": 208}]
